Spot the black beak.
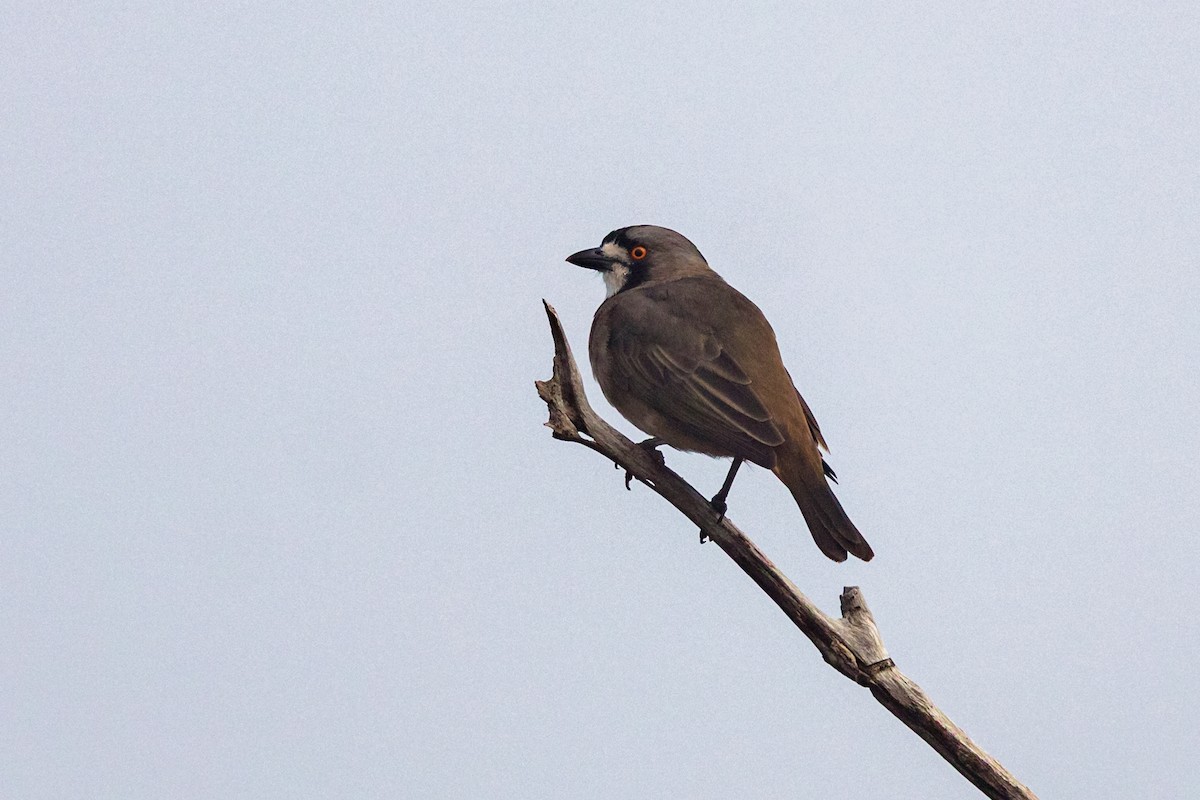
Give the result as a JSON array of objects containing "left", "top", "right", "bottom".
[{"left": 566, "top": 247, "right": 614, "bottom": 272}]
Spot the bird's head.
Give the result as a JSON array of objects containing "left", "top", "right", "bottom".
[{"left": 566, "top": 225, "right": 713, "bottom": 296}]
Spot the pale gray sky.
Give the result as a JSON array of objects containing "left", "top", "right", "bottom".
[{"left": 3, "top": 4, "right": 1198, "bottom": 798}]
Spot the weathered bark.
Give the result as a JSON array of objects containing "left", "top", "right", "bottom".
[{"left": 536, "top": 300, "right": 1037, "bottom": 800}]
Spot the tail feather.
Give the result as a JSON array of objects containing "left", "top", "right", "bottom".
[{"left": 776, "top": 458, "right": 874, "bottom": 563}]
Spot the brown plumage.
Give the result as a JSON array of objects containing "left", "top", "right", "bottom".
[{"left": 567, "top": 225, "right": 873, "bottom": 562}]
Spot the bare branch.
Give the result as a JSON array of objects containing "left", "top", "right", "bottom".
[{"left": 536, "top": 300, "right": 1038, "bottom": 800}]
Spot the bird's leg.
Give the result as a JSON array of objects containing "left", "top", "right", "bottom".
[
  {"left": 700, "top": 457, "right": 743, "bottom": 542},
  {"left": 710, "top": 458, "right": 743, "bottom": 519},
  {"left": 624, "top": 437, "right": 666, "bottom": 490}
]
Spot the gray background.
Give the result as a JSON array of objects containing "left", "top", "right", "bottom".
[{"left": 4, "top": 4, "right": 1198, "bottom": 798}]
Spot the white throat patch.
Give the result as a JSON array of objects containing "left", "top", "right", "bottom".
[
  {"left": 603, "top": 262, "right": 630, "bottom": 296},
  {"left": 600, "top": 241, "right": 630, "bottom": 297}
]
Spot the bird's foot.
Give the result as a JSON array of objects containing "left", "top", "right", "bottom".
[
  {"left": 624, "top": 437, "right": 666, "bottom": 490},
  {"left": 709, "top": 495, "right": 728, "bottom": 521},
  {"left": 699, "top": 457, "right": 743, "bottom": 543},
  {"left": 697, "top": 496, "right": 728, "bottom": 543}
]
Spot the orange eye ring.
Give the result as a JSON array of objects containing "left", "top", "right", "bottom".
[{"left": 630, "top": 246, "right": 648, "bottom": 261}]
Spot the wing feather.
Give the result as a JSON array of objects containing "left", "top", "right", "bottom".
[
  {"left": 610, "top": 332, "right": 783, "bottom": 468},
  {"left": 595, "top": 277, "right": 806, "bottom": 468}
]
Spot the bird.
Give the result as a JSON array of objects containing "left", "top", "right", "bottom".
[{"left": 565, "top": 225, "right": 873, "bottom": 562}]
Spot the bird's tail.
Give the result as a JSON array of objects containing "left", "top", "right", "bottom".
[{"left": 774, "top": 453, "right": 874, "bottom": 563}]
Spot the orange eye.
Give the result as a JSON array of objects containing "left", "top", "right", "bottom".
[{"left": 630, "top": 246, "right": 648, "bottom": 260}]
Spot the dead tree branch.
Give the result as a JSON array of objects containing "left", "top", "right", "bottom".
[{"left": 535, "top": 300, "right": 1037, "bottom": 800}]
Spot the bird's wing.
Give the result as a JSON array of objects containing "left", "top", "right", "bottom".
[
  {"left": 794, "top": 388, "right": 828, "bottom": 451},
  {"left": 606, "top": 286, "right": 785, "bottom": 467}
]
